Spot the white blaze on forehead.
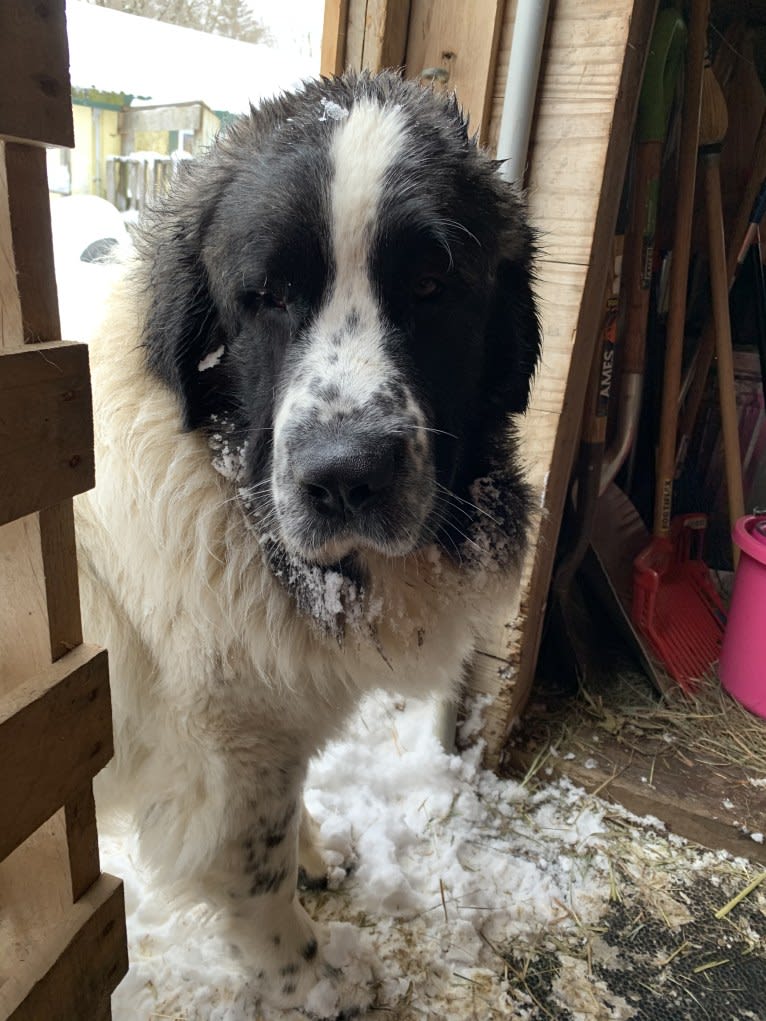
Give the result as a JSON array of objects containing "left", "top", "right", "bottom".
[
  {"left": 328, "top": 98, "right": 406, "bottom": 307},
  {"left": 274, "top": 99, "right": 410, "bottom": 437}
]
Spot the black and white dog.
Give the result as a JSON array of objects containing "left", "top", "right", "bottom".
[{"left": 76, "top": 71, "right": 540, "bottom": 1017}]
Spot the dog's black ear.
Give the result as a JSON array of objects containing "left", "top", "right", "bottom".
[
  {"left": 141, "top": 196, "right": 226, "bottom": 432},
  {"left": 483, "top": 226, "right": 541, "bottom": 421}
]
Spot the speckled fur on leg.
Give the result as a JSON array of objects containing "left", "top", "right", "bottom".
[{"left": 178, "top": 781, "right": 373, "bottom": 1017}]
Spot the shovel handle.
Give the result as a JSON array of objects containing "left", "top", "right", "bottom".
[
  {"left": 704, "top": 152, "right": 745, "bottom": 564},
  {"left": 622, "top": 140, "right": 662, "bottom": 375},
  {"left": 653, "top": 0, "right": 708, "bottom": 539}
]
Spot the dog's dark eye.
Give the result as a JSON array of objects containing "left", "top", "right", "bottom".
[
  {"left": 412, "top": 276, "right": 443, "bottom": 300},
  {"left": 239, "top": 289, "right": 288, "bottom": 314}
]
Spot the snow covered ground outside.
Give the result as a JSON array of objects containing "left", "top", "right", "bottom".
[
  {"left": 100, "top": 693, "right": 764, "bottom": 1020},
  {"left": 65, "top": 0, "right": 324, "bottom": 116}
]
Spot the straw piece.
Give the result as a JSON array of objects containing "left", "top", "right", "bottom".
[
  {"left": 714, "top": 871, "right": 766, "bottom": 919},
  {"left": 692, "top": 958, "right": 730, "bottom": 973}
]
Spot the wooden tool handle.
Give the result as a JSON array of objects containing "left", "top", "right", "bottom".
[
  {"left": 704, "top": 153, "right": 745, "bottom": 562},
  {"left": 622, "top": 140, "right": 663, "bottom": 375},
  {"left": 652, "top": 0, "right": 709, "bottom": 539},
  {"left": 678, "top": 108, "right": 766, "bottom": 452}
]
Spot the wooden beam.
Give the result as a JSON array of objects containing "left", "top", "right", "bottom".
[
  {"left": 0, "top": 645, "right": 112, "bottom": 862},
  {"left": 0, "top": 0, "right": 74, "bottom": 148},
  {"left": 505, "top": 715, "right": 766, "bottom": 867},
  {"left": 64, "top": 785, "right": 102, "bottom": 902},
  {"left": 0, "top": 143, "right": 24, "bottom": 350},
  {"left": 321, "top": 0, "right": 350, "bottom": 75},
  {"left": 39, "top": 501, "right": 83, "bottom": 662},
  {"left": 344, "top": 0, "right": 367, "bottom": 71},
  {"left": 0, "top": 342, "right": 95, "bottom": 527},
  {"left": 1, "top": 873, "right": 127, "bottom": 1021},
  {"left": 5, "top": 143, "right": 61, "bottom": 343},
  {"left": 362, "top": 0, "right": 411, "bottom": 71},
  {"left": 404, "top": 0, "right": 504, "bottom": 143}
]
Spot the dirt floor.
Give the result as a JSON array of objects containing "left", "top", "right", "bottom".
[
  {"left": 500, "top": 743, "right": 766, "bottom": 1020},
  {"left": 505, "top": 582, "right": 766, "bottom": 1020}
]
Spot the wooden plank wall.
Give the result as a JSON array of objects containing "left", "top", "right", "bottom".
[
  {"left": 474, "top": 0, "right": 657, "bottom": 765},
  {"left": 323, "top": 0, "right": 656, "bottom": 766},
  {"left": 0, "top": 3, "right": 128, "bottom": 1018},
  {"left": 405, "top": 0, "right": 505, "bottom": 142}
]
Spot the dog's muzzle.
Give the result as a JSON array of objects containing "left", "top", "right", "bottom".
[{"left": 272, "top": 410, "right": 434, "bottom": 563}]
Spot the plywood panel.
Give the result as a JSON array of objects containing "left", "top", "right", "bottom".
[
  {"left": 0, "top": 814, "right": 74, "bottom": 1000},
  {"left": 465, "top": 0, "right": 658, "bottom": 765},
  {"left": 0, "top": 515, "right": 51, "bottom": 690},
  {"left": 0, "top": 872, "right": 127, "bottom": 1021},
  {"left": 405, "top": 0, "right": 504, "bottom": 142}
]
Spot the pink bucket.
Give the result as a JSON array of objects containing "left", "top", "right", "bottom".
[{"left": 719, "top": 515, "right": 766, "bottom": 718}]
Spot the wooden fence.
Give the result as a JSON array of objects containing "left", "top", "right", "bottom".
[
  {"left": 0, "top": 3, "right": 128, "bottom": 1018},
  {"left": 106, "top": 153, "right": 179, "bottom": 214}
]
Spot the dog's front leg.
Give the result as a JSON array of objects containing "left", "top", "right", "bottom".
[{"left": 203, "top": 781, "right": 372, "bottom": 1018}]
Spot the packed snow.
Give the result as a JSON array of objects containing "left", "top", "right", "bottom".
[
  {"left": 319, "top": 98, "right": 350, "bottom": 122},
  {"left": 198, "top": 345, "right": 226, "bottom": 372},
  {"left": 100, "top": 694, "right": 636, "bottom": 1020}
]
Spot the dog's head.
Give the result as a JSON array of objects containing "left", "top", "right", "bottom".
[{"left": 140, "top": 72, "right": 540, "bottom": 571}]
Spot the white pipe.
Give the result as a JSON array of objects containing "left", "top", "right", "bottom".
[{"left": 496, "top": 0, "right": 551, "bottom": 188}]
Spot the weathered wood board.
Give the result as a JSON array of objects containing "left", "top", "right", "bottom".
[{"left": 470, "top": 0, "right": 658, "bottom": 765}]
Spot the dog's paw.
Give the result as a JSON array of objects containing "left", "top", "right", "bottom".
[
  {"left": 304, "top": 921, "right": 374, "bottom": 1018},
  {"left": 258, "top": 920, "right": 375, "bottom": 1020},
  {"left": 299, "top": 811, "right": 355, "bottom": 891}
]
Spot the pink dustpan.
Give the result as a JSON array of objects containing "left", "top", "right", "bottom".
[{"left": 719, "top": 515, "right": 766, "bottom": 719}]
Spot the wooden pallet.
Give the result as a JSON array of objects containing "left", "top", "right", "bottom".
[{"left": 0, "top": 4, "right": 128, "bottom": 1018}]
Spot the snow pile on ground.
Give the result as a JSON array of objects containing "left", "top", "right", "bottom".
[{"left": 100, "top": 693, "right": 626, "bottom": 1019}]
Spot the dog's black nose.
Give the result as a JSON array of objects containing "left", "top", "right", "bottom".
[{"left": 296, "top": 437, "right": 399, "bottom": 518}]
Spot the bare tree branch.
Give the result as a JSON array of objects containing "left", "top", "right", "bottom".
[{"left": 84, "top": 0, "right": 267, "bottom": 44}]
